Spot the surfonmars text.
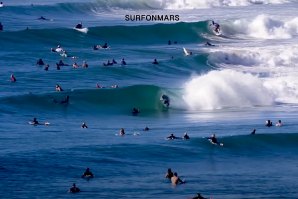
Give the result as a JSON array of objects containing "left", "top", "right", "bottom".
[{"left": 125, "top": 15, "right": 179, "bottom": 22}]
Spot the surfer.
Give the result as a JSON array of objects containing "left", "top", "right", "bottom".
[
  {"left": 31, "top": 118, "right": 39, "bottom": 125},
  {"left": 167, "top": 133, "right": 178, "bottom": 140},
  {"left": 119, "top": 128, "right": 125, "bottom": 136},
  {"left": 265, "top": 120, "right": 273, "bottom": 127},
  {"left": 57, "top": 60, "right": 67, "bottom": 66},
  {"left": 55, "top": 84, "right": 63, "bottom": 92},
  {"left": 0, "top": 22, "right": 3, "bottom": 31},
  {"left": 211, "top": 20, "right": 220, "bottom": 33},
  {"left": 36, "top": 58, "right": 45, "bottom": 66},
  {"left": 81, "top": 122, "right": 88, "bottom": 128},
  {"left": 132, "top": 107, "right": 140, "bottom": 115},
  {"left": 72, "top": 62, "right": 79, "bottom": 68},
  {"left": 96, "top": 83, "right": 104, "bottom": 88},
  {"left": 161, "top": 94, "right": 170, "bottom": 107},
  {"left": 165, "top": 168, "right": 174, "bottom": 179},
  {"left": 103, "top": 60, "right": 113, "bottom": 66},
  {"left": 152, "top": 58, "right": 159, "bottom": 65},
  {"left": 205, "top": 41, "right": 215, "bottom": 46},
  {"left": 75, "top": 22, "right": 83, "bottom": 29},
  {"left": 10, "top": 74, "right": 16, "bottom": 82},
  {"left": 81, "top": 168, "right": 94, "bottom": 178},
  {"left": 183, "top": 48, "right": 193, "bottom": 56},
  {"left": 144, "top": 126, "right": 150, "bottom": 131},
  {"left": 251, "top": 128, "right": 256, "bottom": 135},
  {"left": 37, "top": 16, "right": 48, "bottom": 20},
  {"left": 168, "top": 40, "right": 172, "bottom": 45},
  {"left": 69, "top": 183, "right": 80, "bottom": 193},
  {"left": 51, "top": 45, "right": 63, "bottom": 53},
  {"left": 121, "top": 58, "right": 127, "bottom": 66},
  {"left": 0, "top": 2, "right": 3, "bottom": 7},
  {"left": 183, "top": 132, "right": 190, "bottom": 140},
  {"left": 101, "top": 42, "right": 108, "bottom": 49},
  {"left": 192, "top": 193, "right": 207, "bottom": 199},
  {"left": 171, "top": 172, "right": 184, "bottom": 185},
  {"left": 56, "top": 64, "right": 61, "bottom": 70},
  {"left": 276, "top": 120, "right": 283, "bottom": 127},
  {"left": 82, "top": 61, "right": 88, "bottom": 68},
  {"left": 93, "top": 45, "right": 99, "bottom": 50},
  {"left": 44, "top": 64, "right": 49, "bottom": 71},
  {"left": 208, "top": 134, "right": 219, "bottom": 144},
  {"left": 112, "top": 59, "right": 117, "bottom": 64}
]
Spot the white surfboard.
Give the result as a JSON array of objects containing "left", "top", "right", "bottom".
[
  {"left": 183, "top": 47, "right": 190, "bottom": 56},
  {"left": 74, "top": 27, "right": 88, "bottom": 33},
  {"left": 213, "top": 29, "right": 222, "bottom": 36},
  {"left": 29, "top": 121, "right": 50, "bottom": 126}
]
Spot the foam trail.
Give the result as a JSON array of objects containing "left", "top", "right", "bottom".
[{"left": 183, "top": 70, "right": 274, "bottom": 110}]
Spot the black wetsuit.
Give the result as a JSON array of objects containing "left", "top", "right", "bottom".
[
  {"left": 209, "top": 137, "right": 218, "bottom": 144},
  {"left": 75, "top": 24, "right": 82, "bottom": 29},
  {"left": 183, "top": 134, "right": 190, "bottom": 139},
  {"left": 69, "top": 187, "right": 80, "bottom": 193}
]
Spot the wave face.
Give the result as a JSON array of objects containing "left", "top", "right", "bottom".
[{"left": 0, "top": 85, "right": 173, "bottom": 114}]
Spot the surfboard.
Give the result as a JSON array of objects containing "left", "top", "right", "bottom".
[
  {"left": 96, "top": 45, "right": 110, "bottom": 50},
  {"left": 115, "top": 132, "right": 140, "bottom": 136},
  {"left": 74, "top": 27, "right": 88, "bottom": 33},
  {"left": 213, "top": 29, "right": 222, "bottom": 36},
  {"left": 82, "top": 175, "right": 94, "bottom": 180},
  {"left": 29, "top": 121, "right": 50, "bottom": 126},
  {"left": 183, "top": 47, "right": 190, "bottom": 56}
]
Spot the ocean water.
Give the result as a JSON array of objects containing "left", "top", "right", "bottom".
[{"left": 1, "top": 0, "right": 298, "bottom": 198}]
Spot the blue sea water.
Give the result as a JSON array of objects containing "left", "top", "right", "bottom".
[{"left": 1, "top": 0, "right": 298, "bottom": 198}]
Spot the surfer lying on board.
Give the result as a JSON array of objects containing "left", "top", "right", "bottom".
[
  {"left": 37, "top": 16, "right": 49, "bottom": 20},
  {"left": 208, "top": 134, "right": 219, "bottom": 144},
  {"left": 167, "top": 133, "right": 178, "bottom": 140},
  {"left": 205, "top": 41, "right": 215, "bottom": 46},
  {"left": 94, "top": 43, "right": 109, "bottom": 50}
]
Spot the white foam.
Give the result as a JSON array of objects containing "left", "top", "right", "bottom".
[
  {"left": 161, "top": 0, "right": 289, "bottom": 9},
  {"left": 183, "top": 70, "right": 274, "bottom": 110},
  {"left": 225, "top": 15, "right": 298, "bottom": 39}
]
